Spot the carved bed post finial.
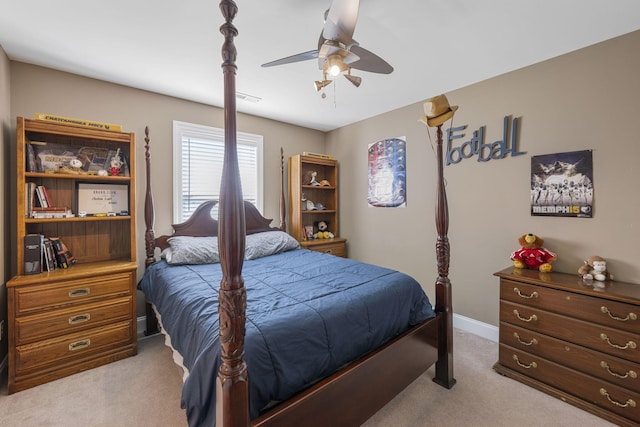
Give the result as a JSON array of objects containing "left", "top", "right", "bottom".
[
  {"left": 144, "top": 126, "right": 155, "bottom": 267},
  {"left": 143, "top": 126, "right": 160, "bottom": 336},
  {"left": 419, "top": 94, "right": 457, "bottom": 389},
  {"left": 433, "top": 124, "right": 455, "bottom": 389},
  {"left": 279, "top": 147, "right": 286, "bottom": 232},
  {"left": 217, "top": 1, "right": 250, "bottom": 427}
]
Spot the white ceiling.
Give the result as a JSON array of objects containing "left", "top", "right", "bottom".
[{"left": 1, "top": 1, "right": 639, "bottom": 132}]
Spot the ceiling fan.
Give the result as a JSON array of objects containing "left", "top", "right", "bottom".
[{"left": 261, "top": 0, "right": 393, "bottom": 94}]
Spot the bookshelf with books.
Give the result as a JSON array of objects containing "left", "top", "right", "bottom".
[{"left": 7, "top": 116, "right": 137, "bottom": 393}]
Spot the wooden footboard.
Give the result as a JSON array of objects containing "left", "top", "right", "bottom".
[{"left": 254, "top": 314, "right": 441, "bottom": 427}]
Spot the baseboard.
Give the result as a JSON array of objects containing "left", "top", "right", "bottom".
[
  {"left": 138, "top": 314, "right": 498, "bottom": 342},
  {"left": 453, "top": 313, "right": 498, "bottom": 342}
]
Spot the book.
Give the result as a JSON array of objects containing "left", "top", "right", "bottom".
[
  {"left": 40, "top": 185, "right": 53, "bottom": 207},
  {"left": 26, "top": 143, "right": 38, "bottom": 172},
  {"left": 25, "top": 182, "right": 37, "bottom": 217},
  {"left": 49, "top": 237, "right": 76, "bottom": 268},
  {"left": 43, "top": 238, "right": 58, "bottom": 271},
  {"left": 35, "top": 113, "right": 122, "bottom": 132},
  {"left": 24, "top": 234, "right": 43, "bottom": 275},
  {"left": 35, "top": 185, "right": 48, "bottom": 208}
]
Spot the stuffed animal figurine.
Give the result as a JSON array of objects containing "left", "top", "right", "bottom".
[
  {"left": 511, "top": 233, "right": 557, "bottom": 272},
  {"left": 578, "top": 255, "right": 613, "bottom": 281},
  {"left": 313, "top": 220, "right": 334, "bottom": 239}
]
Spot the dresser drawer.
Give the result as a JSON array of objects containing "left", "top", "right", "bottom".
[
  {"left": 501, "top": 322, "right": 640, "bottom": 391},
  {"left": 499, "top": 344, "right": 640, "bottom": 424},
  {"left": 13, "top": 272, "right": 133, "bottom": 315},
  {"left": 501, "top": 279, "right": 640, "bottom": 334},
  {"left": 303, "top": 241, "right": 346, "bottom": 257},
  {"left": 15, "top": 320, "right": 133, "bottom": 375},
  {"left": 14, "top": 297, "right": 133, "bottom": 346},
  {"left": 501, "top": 300, "right": 640, "bottom": 363}
]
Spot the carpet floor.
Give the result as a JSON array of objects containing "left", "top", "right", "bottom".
[{"left": 0, "top": 329, "right": 618, "bottom": 426}]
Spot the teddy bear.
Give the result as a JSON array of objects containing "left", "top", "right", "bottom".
[
  {"left": 511, "top": 233, "right": 557, "bottom": 272},
  {"left": 578, "top": 255, "right": 613, "bottom": 281},
  {"left": 313, "top": 220, "right": 334, "bottom": 239}
]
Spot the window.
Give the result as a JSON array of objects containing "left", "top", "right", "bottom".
[{"left": 173, "top": 120, "right": 263, "bottom": 223}]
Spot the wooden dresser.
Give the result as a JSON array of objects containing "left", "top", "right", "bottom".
[
  {"left": 494, "top": 267, "right": 640, "bottom": 426},
  {"left": 7, "top": 262, "right": 137, "bottom": 393}
]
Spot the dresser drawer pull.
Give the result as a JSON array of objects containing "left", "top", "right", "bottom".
[
  {"left": 69, "top": 288, "right": 90, "bottom": 297},
  {"left": 512, "top": 354, "right": 537, "bottom": 369},
  {"left": 68, "top": 314, "right": 91, "bottom": 324},
  {"left": 513, "top": 287, "right": 538, "bottom": 299},
  {"left": 513, "top": 332, "right": 538, "bottom": 346},
  {"left": 513, "top": 310, "right": 537, "bottom": 323},
  {"left": 68, "top": 339, "right": 91, "bottom": 351},
  {"left": 600, "top": 333, "right": 637, "bottom": 350},
  {"left": 600, "top": 361, "right": 637, "bottom": 379},
  {"left": 600, "top": 388, "right": 636, "bottom": 408},
  {"left": 324, "top": 249, "right": 333, "bottom": 254},
  {"left": 601, "top": 306, "right": 638, "bottom": 322}
]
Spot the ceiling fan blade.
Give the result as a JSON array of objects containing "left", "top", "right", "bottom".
[
  {"left": 261, "top": 50, "right": 319, "bottom": 68},
  {"left": 322, "top": 0, "right": 360, "bottom": 46},
  {"left": 348, "top": 45, "right": 394, "bottom": 74}
]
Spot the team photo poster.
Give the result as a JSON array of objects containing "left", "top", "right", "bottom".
[{"left": 530, "top": 149, "right": 593, "bottom": 218}]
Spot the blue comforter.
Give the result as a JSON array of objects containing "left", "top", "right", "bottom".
[{"left": 138, "top": 248, "right": 435, "bottom": 426}]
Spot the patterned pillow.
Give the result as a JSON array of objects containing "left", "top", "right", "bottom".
[
  {"left": 245, "top": 231, "right": 300, "bottom": 260},
  {"left": 163, "top": 236, "right": 219, "bottom": 265}
]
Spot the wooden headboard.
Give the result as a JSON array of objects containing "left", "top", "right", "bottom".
[{"left": 153, "top": 200, "right": 279, "bottom": 252}]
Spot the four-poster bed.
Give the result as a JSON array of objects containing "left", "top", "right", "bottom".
[{"left": 138, "top": 1, "right": 455, "bottom": 426}]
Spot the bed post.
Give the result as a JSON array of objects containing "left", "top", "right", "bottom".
[
  {"left": 279, "top": 147, "right": 286, "bottom": 231},
  {"left": 143, "top": 126, "right": 160, "bottom": 336},
  {"left": 432, "top": 124, "right": 456, "bottom": 389},
  {"left": 217, "top": 1, "right": 250, "bottom": 426}
]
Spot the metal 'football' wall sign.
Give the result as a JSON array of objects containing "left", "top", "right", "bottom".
[{"left": 445, "top": 116, "right": 525, "bottom": 165}]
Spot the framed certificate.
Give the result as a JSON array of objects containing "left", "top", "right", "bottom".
[{"left": 76, "top": 183, "right": 129, "bottom": 214}]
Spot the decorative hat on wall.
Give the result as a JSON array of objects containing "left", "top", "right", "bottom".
[{"left": 419, "top": 94, "right": 458, "bottom": 127}]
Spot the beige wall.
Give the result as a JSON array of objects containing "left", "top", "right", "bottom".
[
  {"left": 0, "top": 45, "right": 10, "bottom": 362},
  {"left": 327, "top": 30, "right": 640, "bottom": 326},
  {"left": 8, "top": 64, "right": 325, "bottom": 316},
  {"left": 5, "top": 30, "right": 640, "bottom": 328}
]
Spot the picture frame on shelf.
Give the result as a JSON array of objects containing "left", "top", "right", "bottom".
[{"left": 76, "top": 182, "right": 129, "bottom": 215}]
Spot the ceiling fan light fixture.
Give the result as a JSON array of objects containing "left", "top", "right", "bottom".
[
  {"left": 326, "top": 54, "right": 346, "bottom": 77},
  {"left": 344, "top": 72, "right": 362, "bottom": 88},
  {"left": 314, "top": 79, "right": 333, "bottom": 92}
]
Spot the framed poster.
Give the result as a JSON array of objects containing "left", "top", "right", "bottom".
[
  {"left": 76, "top": 183, "right": 129, "bottom": 215},
  {"left": 367, "top": 137, "right": 406, "bottom": 207},
  {"left": 530, "top": 150, "right": 593, "bottom": 217}
]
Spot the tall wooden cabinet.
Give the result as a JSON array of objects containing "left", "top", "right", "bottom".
[
  {"left": 494, "top": 267, "right": 640, "bottom": 426},
  {"left": 7, "top": 117, "right": 138, "bottom": 393},
  {"left": 288, "top": 154, "right": 346, "bottom": 257}
]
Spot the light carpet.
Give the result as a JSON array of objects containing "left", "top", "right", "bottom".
[{"left": 0, "top": 329, "right": 616, "bottom": 426}]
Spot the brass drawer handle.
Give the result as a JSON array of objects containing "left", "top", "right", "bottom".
[
  {"left": 513, "top": 287, "right": 538, "bottom": 299},
  {"left": 324, "top": 249, "right": 333, "bottom": 254},
  {"left": 513, "top": 309, "right": 537, "bottom": 323},
  {"left": 69, "top": 339, "right": 91, "bottom": 351},
  {"left": 513, "top": 332, "right": 538, "bottom": 346},
  {"left": 68, "top": 314, "right": 91, "bottom": 325},
  {"left": 600, "top": 388, "right": 636, "bottom": 408},
  {"left": 600, "top": 333, "right": 637, "bottom": 350},
  {"left": 601, "top": 306, "right": 637, "bottom": 322},
  {"left": 69, "top": 288, "right": 90, "bottom": 297},
  {"left": 512, "top": 354, "right": 537, "bottom": 369},
  {"left": 600, "top": 361, "right": 637, "bottom": 379}
]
